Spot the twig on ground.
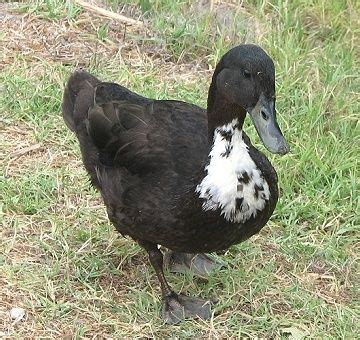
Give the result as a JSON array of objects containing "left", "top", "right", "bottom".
[
  {"left": 10, "top": 143, "right": 42, "bottom": 158},
  {"left": 74, "top": 0, "right": 144, "bottom": 27}
]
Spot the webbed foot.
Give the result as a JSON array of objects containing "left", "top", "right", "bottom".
[
  {"left": 164, "top": 251, "right": 224, "bottom": 277},
  {"left": 162, "top": 292, "right": 211, "bottom": 324}
]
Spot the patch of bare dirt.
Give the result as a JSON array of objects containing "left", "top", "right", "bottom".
[
  {"left": 0, "top": 2, "right": 151, "bottom": 68},
  {"left": 0, "top": 277, "right": 30, "bottom": 337},
  {"left": 295, "top": 259, "right": 355, "bottom": 305},
  {"left": 1, "top": 123, "right": 80, "bottom": 178}
]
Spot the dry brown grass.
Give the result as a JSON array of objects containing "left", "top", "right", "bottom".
[{"left": 1, "top": 2, "right": 142, "bottom": 67}]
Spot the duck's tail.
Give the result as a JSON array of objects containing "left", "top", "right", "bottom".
[
  {"left": 62, "top": 70, "right": 100, "bottom": 132},
  {"left": 62, "top": 70, "right": 104, "bottom": 188}
]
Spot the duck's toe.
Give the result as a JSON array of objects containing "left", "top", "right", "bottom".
[
  {"left": 163, "top": 251, "right": 225, "bottom": 277},
  {"left": 162, "top": 292, "right": 211, "bottom": 324}
]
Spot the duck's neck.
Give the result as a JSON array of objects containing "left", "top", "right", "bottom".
[{"left": 206, "top": 68, "right": 247, "bottom": 140}]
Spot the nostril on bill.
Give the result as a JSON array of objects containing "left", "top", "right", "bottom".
[{"left": 261, "top": 110, "right": 269, "bottom": 121}]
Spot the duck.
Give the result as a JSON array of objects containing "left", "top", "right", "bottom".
[{"left": 62, "top": 44, "right": 289, "bottom": 324}]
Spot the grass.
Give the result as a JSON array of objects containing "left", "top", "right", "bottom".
[{"left": 1, "top": 0, "right": 359, "bottom": 337}]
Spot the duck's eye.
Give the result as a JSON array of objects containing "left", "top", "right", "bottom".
[{"left": 243, "top": 70, "right": 251, "bottom": 78}]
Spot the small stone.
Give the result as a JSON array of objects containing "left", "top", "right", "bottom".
[{"left": 10, "top": 307, "right": 26, "bottom": 321}]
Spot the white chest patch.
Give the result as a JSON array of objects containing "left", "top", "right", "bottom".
[{"left": 196, "top": 119, "right": 270, "bottom": 223}]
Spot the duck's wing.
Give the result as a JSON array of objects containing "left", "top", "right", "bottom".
[
  {"left": 87, "top": 82, "right": 208, "bottom": 177},
  {"left": 87, "top": 82, "right": 166, "bottom": 173}
]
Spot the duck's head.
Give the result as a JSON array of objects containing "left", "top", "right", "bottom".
[{"left": 208, "top": 44, "right": 289, "bottom": 155}]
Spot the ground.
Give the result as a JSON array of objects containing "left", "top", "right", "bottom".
[{"left": 0, "top": 0, "right": 359, "bottom": 338}]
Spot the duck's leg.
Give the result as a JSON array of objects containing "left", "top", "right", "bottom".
[
  {"left": 139, "top": 240, "right": 211, "bottom": 324},
  {"left": 163, "top": 250, "right": 225, "bottom": 277}
]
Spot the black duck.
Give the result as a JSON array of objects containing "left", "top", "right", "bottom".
[{"left": 62, "top": 44, "right": 289, "bottom": 324}]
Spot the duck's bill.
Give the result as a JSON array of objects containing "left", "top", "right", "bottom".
[{"left": 248, "top": 95, "right": 290, "bottom": 155}]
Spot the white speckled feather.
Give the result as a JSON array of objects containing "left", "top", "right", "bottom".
[{"left": 196, "top": 119, "right": 270, "bottom": 223}]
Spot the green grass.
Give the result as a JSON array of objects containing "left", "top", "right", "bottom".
[
  {"left": 18, "top": 0, "right": 82, "bottom": 21},
  {"left": 1, "top": 0, "right": 359, "bottom": 337}
]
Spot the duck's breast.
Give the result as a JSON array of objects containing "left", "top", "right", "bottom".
[{"left": 196, "top": 119, "right": 271, "bottom": 224}]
